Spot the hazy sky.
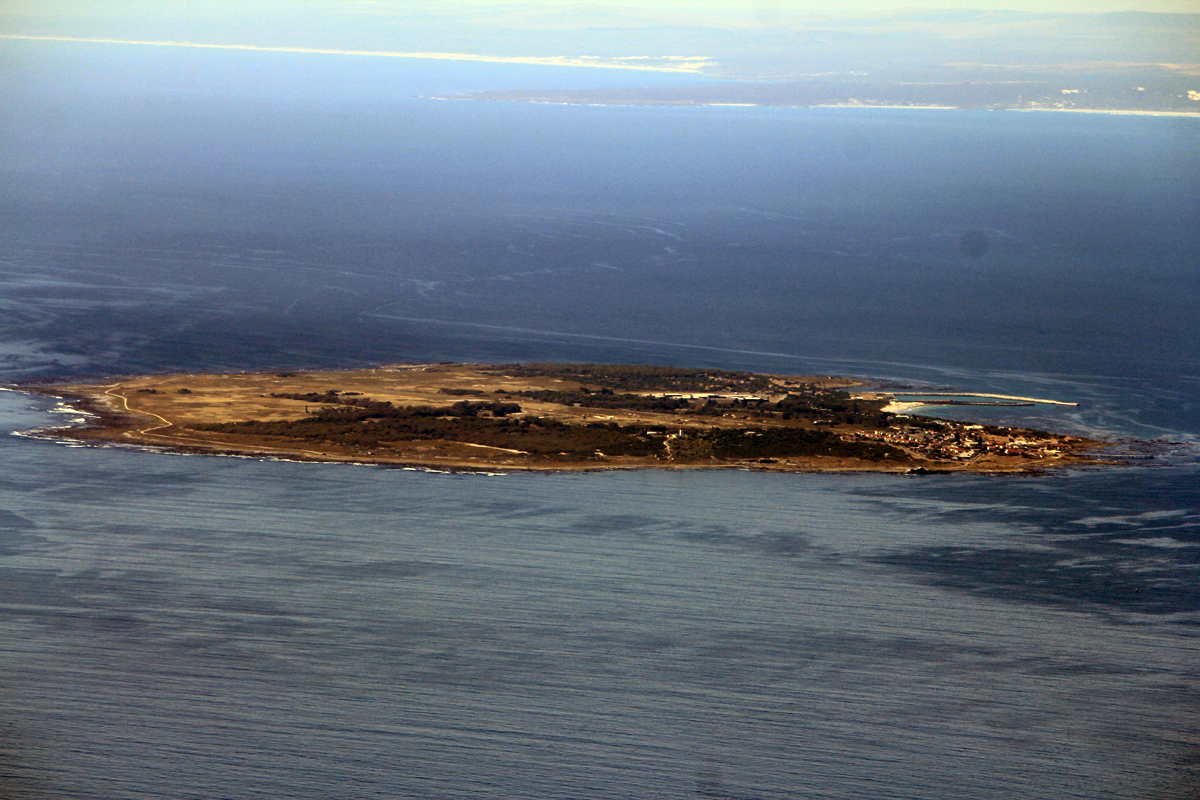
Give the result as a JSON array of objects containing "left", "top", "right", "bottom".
[
  {"left": 520, "top": 0, "right": 1200, "bottom": 11},
  {"left": 3, "top": 0, "right": 1197, "bottom": 81},
  {"left": 4, "top": 0, "right": 1198, "bottom": 28}
]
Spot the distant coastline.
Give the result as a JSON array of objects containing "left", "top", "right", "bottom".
[
  {"left": 455, "top": 94, "right": 1200, "bottom": 117},
  {"left": 1009, "top": 108, "right": 1200, "bottom": 117},
  {"left": 452, "top": 70, "right": 1200, "bottom": 116}
]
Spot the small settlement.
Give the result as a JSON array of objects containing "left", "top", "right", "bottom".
[{"left": 842, "top": 419, "right": 1080, "bottom": 464}]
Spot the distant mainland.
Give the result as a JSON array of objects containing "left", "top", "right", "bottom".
[
  {"left": 452, "top": 88, "right": 1200, "bottom": 116},
  {"left": 21, "top": 364, "right": 1107, "bottom": 474},
  {"left": 448, "top": 63, "right": 1200, "bottom": 116}
]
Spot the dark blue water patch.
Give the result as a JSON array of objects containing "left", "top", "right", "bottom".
[
  {"left": 570, "top": 513, "right": 666, "bottom": 536},
  {"left": 878, "top": 545, "right": 1200, "bottom": 617},
  {"left": 867, "top": 468, "right": 1200, "bottom": 617},
  {"left": 0, "top": 567, "right": 84, "bottom": 610},
  {"left": 8, "top": 459, "right": 208, "bottom": 504},
  {"left": 674, "top": 524, "right": 817, "bottom": 559},
  {"left": 0, "top": 510, "right": 37, "bottom": 557},
  {"left": 0, "top": 510, "right": 35, "bottom": 531},
  {"left": 300, "top": 559, "right": 457, "bottom": 580},
  {"left": 871, "top": 468, "right": 1200, "bottom": 535}
]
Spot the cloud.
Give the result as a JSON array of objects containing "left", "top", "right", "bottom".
[{"left": 0, "top": 34, "right": 714, "bottom": 73}]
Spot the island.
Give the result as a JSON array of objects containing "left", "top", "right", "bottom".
[{"left": 22, "top": 363, "right": 1106, "bottom": 474}]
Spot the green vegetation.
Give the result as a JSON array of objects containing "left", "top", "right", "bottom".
[
  {"left": 698, "top": 427, "right": 907, "bottom": 463},
  {"left": 487, "top": 363, "right": 780, "bottom": 393},
  {"left": 194, "top": 389, "right": 911, "bottom": 464},
  {"left": 197, "top": 401, "right": 661, "bottom": 459},
  {"left": 505, "top": 385, "right": 890, "bottom": 427},
  {"left": 769, "top": 392, "right": 891, "bottom": 427},
  {"left": 511, "top": 388, "right": 692, "bottom": 413}
]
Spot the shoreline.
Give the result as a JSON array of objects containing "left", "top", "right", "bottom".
[{"left": 1008, "top": 108, "right": 1200, "bottom": 117}]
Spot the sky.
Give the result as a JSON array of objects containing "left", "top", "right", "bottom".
[
  {"left": 3, "top": 2, "right": 1196, "bottom": 60},
  {"left": 2, "top": 1, "right": 1197, "bottom": 84},
  {"left": 4, "top": 1, "right": 1198, "bottom": 34}
]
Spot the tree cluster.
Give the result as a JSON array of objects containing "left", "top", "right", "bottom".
[
  {"left": 196, "top": 401, "right": 659, "bottom": 458},
  {"left": 487, "top": 363, "right": 776, "bottom": 393},
  {"left": 512, "top": 388, "right": 691, "bottom": 413}
]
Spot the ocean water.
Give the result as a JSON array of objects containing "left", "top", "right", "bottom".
[{"left": 1, "top": 47, "right": 1199, "bottom": 798}]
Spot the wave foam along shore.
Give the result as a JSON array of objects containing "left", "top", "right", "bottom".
[{"left": 893, "top": 392, "right": 1078, "bottom": 406}]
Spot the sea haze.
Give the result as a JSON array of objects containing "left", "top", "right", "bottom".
[{"left": 1, "top": 41, "right": 1198, "bottom": 799}]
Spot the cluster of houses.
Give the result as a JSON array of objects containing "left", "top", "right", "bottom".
[{"left": 842, "top": 420, "right": 1077, "bottom": 463}]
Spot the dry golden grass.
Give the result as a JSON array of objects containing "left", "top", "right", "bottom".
[{"left": 66, "top": 364, "right": 847, "bottom": 430}]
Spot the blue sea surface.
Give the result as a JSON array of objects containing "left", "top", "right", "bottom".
[{"left": 1, "top": 47, "right": 1198, "bottom": 798}]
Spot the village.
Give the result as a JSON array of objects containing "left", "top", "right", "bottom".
[
  {"left": 841, "top": 417, "right": 1080, "bottom": 464},
  {"left": 634, "top": 373, "right": 1088, "bottom": 467},
  {"left": 640, "top": 380, "right": 1085, "bottom": 467}
]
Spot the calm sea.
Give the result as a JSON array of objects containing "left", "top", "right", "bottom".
[{"left": 1, "top": 46, "right": 1198, "bottom": 798}]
